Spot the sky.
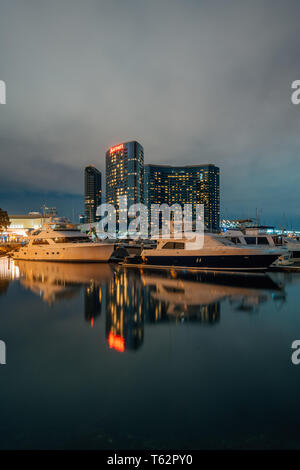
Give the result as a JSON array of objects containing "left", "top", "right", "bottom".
[{"left": 0, "top": 0, "right": 299, "bottom": 227}]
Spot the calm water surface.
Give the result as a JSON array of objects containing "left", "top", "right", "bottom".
[{"left": 0, "top": 257, "right": 300, "bottom": 449}]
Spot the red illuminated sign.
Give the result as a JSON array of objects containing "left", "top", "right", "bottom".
[
  {"left": 108, "top": 332, "right": 125, "bottom": 352},
  {"left": 110, "top": 143, "right": 124, "bottom": 154}
]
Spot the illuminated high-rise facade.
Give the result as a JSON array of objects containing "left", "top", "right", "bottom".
[
  {"left": 106, "top": 141, "right": 144, "bottom": 227},
  {"left": 144, "top": 164, "right": 220, "bottom": 231},
  {"left": 84, "top": 165, "right": 102, "bottom": 223}
]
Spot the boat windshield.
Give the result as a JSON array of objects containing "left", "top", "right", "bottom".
[
  {"left": 51, "top": 226, "right": 80, "bottom": 231},
  {"left": 162, "top": 242, "right": 185, "bottom": 249},
  {"left": 271, "top": 236, "right": 284, "bottom": 246},
  {"left": 215, "top": 236, "right": 236, "bottom": 246},
  {"left": 32, "top": 239, "right": 50, "bottom": 245}
]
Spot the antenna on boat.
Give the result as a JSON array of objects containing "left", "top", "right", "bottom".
[{"left": 41, "top": 203, "right": 47, "bottom": 227}]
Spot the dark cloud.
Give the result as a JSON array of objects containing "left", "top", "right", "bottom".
[{"left": 0, "top": 0, "right": 300, "bottom": 226}]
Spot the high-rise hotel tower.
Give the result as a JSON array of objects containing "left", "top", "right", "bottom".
[
  {"left": 106, "top": 141, "right": 144, "bottom": 227},
  {"left": 84, "top": 165, "right": 102, "bottom": 223},
  {"left": 144, "top": 164, "right": 220, "bottom": 231}
]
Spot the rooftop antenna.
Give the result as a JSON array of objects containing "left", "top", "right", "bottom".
[{"left": 41, "top": 203, "right": 47, "bottom": 225}]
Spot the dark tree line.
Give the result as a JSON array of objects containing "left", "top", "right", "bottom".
[{"left": 0, "top": 209, "right": 10, "bottom": 234}]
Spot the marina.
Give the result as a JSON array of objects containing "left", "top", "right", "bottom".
[
  {"left": 1, "top": 0, "right": 300, "bottom": 456},
  {"left": 3, "top": 219, "right": 300, "bottom": 275}
]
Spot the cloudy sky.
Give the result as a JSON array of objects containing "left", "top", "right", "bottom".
[{"left": 0, "top": 0, "right": 299, "bottom": 227}]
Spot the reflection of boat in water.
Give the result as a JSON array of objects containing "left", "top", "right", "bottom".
[
  {"left": 133, "top": 267, "right": 285, "bottom": 319},
  {"left": 15, "top": 260, "right": 113, "bottom": 304},
  {"left": 15, "top": 260, "right": 113, "bottom": 284},
  {"left": 136, "top": 267, "right": 283, "bottom": 291},
  {"left": 142, "top": 276, "right": 270, "bottom": 309}
]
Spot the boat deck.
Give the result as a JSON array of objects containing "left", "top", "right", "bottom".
[{"left": 268, "top": 263, "right": 300, "bottom": 272}]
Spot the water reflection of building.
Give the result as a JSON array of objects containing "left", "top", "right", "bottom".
[
  {"left": 105, "top": 269, "right": 144, "bottom": 352},
  {"left": 0, "top": 279, "right": 9, "bottom": 296},
  {"left": 0, "top": 258, "right": 20, "bottom": 295},
  {"left": 0, "top": 258, "right": 20, "bottom": 281},
  {"left": 84, "top": 283, "right": 103, "bottom": 327}
]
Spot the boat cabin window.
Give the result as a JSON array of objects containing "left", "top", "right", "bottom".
[
  {"left": 164, "top": 286, "right": 185, "bottom": 293},
  {"left": 257, "top": 237, "right": 269, "bottom": 245},
  {"left": 162, "top": 242, "right": 185, "bottom": 249},
  {"left": 244, "top": 237, "right": 256, "bottom": 245},
  {"left": 32, "top": 239, "right": 49, "bottom": 245},
  {"left": 54, "top": 236, "right": 91, "bottom": 244}
]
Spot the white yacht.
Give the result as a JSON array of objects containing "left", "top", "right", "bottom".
[
  {"left": 124, "top": 232, "right": 282, "bottom": 271},
  {"left": 222, "top": 229, "right": 297, "bottom": 265},
  {"left": 12, "top": 218, "right": 116, "bottom": 262},
  {"left": 285, "top": 236, "right": 300, "bottom": 262}
]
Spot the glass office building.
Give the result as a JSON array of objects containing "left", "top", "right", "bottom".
[
  {"left": 144, "top": 164, "right": 220, "bottom": 231},
  {"left": 84, "top": 165, "right": 102, "bottom": 223},
  {"left": 106, "top": 141, "right": 144, "bottom": 230}
]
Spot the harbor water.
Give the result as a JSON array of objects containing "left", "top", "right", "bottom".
[{"left": 0, "top": 257, "right": 300, "bottom": 449}]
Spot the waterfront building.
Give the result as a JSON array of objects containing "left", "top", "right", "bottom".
[
  {"left": 3, "top": 212, "right": 51, "bottom": 240},
  {"left": 84, "top": 165, "right": 102, "bottom": 224},
  {"left": 105, "top": 141, "right": 144, "bottom": 232},
  {"left": 144, "top": 164, "right": 220, "bottom": 231}
]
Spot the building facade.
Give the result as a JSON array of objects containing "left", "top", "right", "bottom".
[
  {"left": 84, "top": 166, "right": 102, "bottom": 224},
  {"left": 3, "top": 213, "right": 52, "bottom": 240},
  {"left": 144, "top": 164, "right": 220, "bottom": 231},
  {"left": 105, "top": 141, "right": 144, "bottom": 230}
]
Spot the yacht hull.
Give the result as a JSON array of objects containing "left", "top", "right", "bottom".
[
  {"left": 125, "top": 253, "right": 279, "bottom": 271},
  {"left": 12, "top": 243, "right": 115, "bottom": 263}
]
